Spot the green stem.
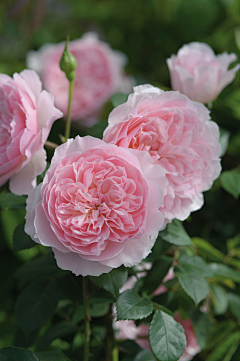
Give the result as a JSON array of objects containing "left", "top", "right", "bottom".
[
  {"left": 112, "top": 346, "right": 119, "bottom": 361},
  {"left": 83, "top": 277, "right": 90, "bottom": 361},
  {"left": 64, "top": 79, "right": 74, "bottom": 141}
]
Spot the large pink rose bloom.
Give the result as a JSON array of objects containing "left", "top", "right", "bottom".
[
  {"left": 103, "top": 85, "right": 221, "bottom": 225},
  {"left": 0, "top": 70, "right": 63, "bottom": 195},
  {"left": 25, "top": 136, "right": 166, "bottom": 276},
  {"left": 27, "top": 33, "right": 132, "bottom": 126},
  {"left": 167, "top": 42, "right": 240, "bottom": 104}
]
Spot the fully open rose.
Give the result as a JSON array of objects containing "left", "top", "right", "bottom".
[
  {"left": 103, "top": 85, "right": 221, "bottom": 225},
  {"left": 0, "top": 70, "right": 63, "bottom": 195},
  {"left": 27, "top": 32, "right": 132, "bottom": 126},
  {"left": 167, "top": 42, "right": 240, "bottom": 104},
  {"left": 25, "top": 136, "right": 166, "bottom": 276}
]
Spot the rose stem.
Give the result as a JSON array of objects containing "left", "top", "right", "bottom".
[
  {"left": 83, "top": 276, "right": 90, "bottom": 361},
  {"left": 112, "top": 346, "right": 119, "bottom": 361},
  {"left": 64, "top": 79, "right": 74, "bottom": 141},
  {"left": 44, "top": 140, "right": 58, "bottom": 150}
]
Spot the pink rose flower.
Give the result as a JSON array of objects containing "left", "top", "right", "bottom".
[
  {"left": 25, "top": 136, "right": 166, "bottom": 276},
  {"left": 27, "top": 32, "right": 132, "bottom": 126},
  {"left": 167, "top": 42, "right": 240, "bottom": 104},
  {"left": 0, "top": 70, "right": 63, "bottom": 195},
  {"left": 103, "top": 85, "right": 221, "bottom": 225}
]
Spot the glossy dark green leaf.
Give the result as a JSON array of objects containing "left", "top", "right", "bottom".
[
  {"left": 57, "top": 274, "right": 82, "bottom": 302},
  {"left": 175, "top": 264, "right": 209, "bottom": 305},
  {"left": 0, "top": 347, "right": 38, "bottom": 361},
  {"left": 12, "top": 223, "right": 36, "bottom": 252},
  {"left": 178, "top": 254, "right": 213, "bottom": 277},
  {"left": 0, "top": 192, "right": 26, "bottom": 210},
  {"left": 116, "top": 289, "right": 153, "bottom": 320},
  {"left": 16, "top": 255, "right": 65, "bottom": 282},
  {"left": 142, "top": 256, "right": 173, "bottom": 294},
  {"left": 89, "top": 267, "right": 128, "bottom": 297},
  {"left": 35, "top": 347, "right": 72, "bottom": 361},
  {"left": 149, "top": 311, "right": 186, "bottom": 361},
  {"left": 220, "top": 169, "right": 240, "bottom": 199},
  {"left": 89, "top": 288, "right": 115, "bottom": 304},
  {"left": 134, "top": 349, "right": 156, "bottom": 361},
  {"left": 159, "top": 219, "right": 193, "bottom": 246},
  {"left": 15, "top": 280, "right": 59, "bottom": 334},
  {"left": 38, "top": 322, "right": 76, "bottom": 350}
]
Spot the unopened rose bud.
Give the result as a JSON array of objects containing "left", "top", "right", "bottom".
[{"left": 60, "top": 36, "right": 77, "bottom": 82}]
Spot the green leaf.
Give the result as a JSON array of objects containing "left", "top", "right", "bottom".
[
  {"left": 89, "top": 267, "right": 128, "bottom": 297},
  {"left": 209, "top": 263, "right": 240, "bottom": 282},
  {"left": 15, "top": 280, "right": 59, "bottom": 334},
  {"left": 142, "top": 256, "right": 173, "bottom": 294},
  {"left": 149, "top": 310, "right": 186, "bottom": 361},
  {"left": 35, "top": 347, "right": 72, "bottom": 361},
  {"left": 0, "top": 347, "right": 38, "bottom": 361},
  {"left": 219, "top": 128, "right": 230, "bottom": 157},
  {"left": 206, "top": 320, "right": 238, "bottom": 350},
  {"left": 89, "top": 288, "right": 115, "bottom": 304},
  {"left": 16, "top": 255, "right": 65, "bottom": 282},
  {"left": 0, "top": 192, "right": 26, "bottom": 210},
  {"left": 13, "top": 223, "right": 36, "bottom": 252},
  {"left": 134, "top": 349, "right": 156, "bottom": 361},
  {"left": 88, "top": 119, "right": 108, "bottom": 139},
  {"left": 190, "top": 310, "right": 212, "bottom": 349},
  {"left": 111, "top": 92, "right": 128, "bottom": 107},
  {"left": 159, "top": 219, "right": 193, "bottom": 246},
  {"left": 116, "top": 289, "right": 153, "bottom": 320},
  {"left": 57, "top": 274, "right": 82, "bottom": 303},
  {"left": 178, "top": 254, "right": 213, "bottom": 277},
  {"left": 206, "top": 332, "right": 240, "bottom": 361},
  {"left": 228, "top": 293, "right": 240, "bottom": 319},
  {"left": 211, "top": 284, "right": 228, "bottom": 315},
  {"left": 175, "top": 264, "right": 209, "bottom": 305},
  {"left": 192, "top": 237, "right": 225, "bottom": 261},
  {"left": 38, "top": 322, "right": 76, "bottom": 350},
  {"left": 89, "top": 303, "right": 109, "bottom": 318},
  {"left": 220, "top": 169, "right": 240, "bottom": 199}
]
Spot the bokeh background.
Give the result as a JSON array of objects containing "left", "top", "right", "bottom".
[{"left": 0, "top": 0, "right": 240, "bottom": 360}]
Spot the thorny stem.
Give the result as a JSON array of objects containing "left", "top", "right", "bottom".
[
  {"left": 83, "top": 277, "right": 90, "bottom": 361},
  {"left": 64, "top": 79, "right": 74, "bottom": 141}
]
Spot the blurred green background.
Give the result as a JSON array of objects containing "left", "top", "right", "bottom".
[{"left": 0, "top": 0, "right": 240, "bottom": 359}]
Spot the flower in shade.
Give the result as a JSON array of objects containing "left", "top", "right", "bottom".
[
  {"left": 167, "top": 42, "right": 240, "bottom": 104},
  {"left": 25, "top": 136, "right": 166, "bottom": 276},
  {"left": 103, "top": 84, "right": 221, "bottom": 225},
  {"left": 27, "top": 32, "right": 133, "bottom": 126},
  {"left": 0, "top": 70, "right": 63, "bottom": 195}
]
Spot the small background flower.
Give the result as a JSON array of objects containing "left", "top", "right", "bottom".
[
  {"left": 167, "top": 42, "right": 240, "bottom": 104},
  {"left": 27, "top": 32, "right": 133, "bottom": 126}
]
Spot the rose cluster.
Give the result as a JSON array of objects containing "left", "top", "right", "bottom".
[{"left": 1, "top": 39, "right": 238, "bottom": 277}]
